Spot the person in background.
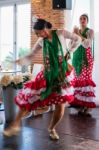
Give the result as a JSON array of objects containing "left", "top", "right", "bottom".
[
  {"left": 3, "top": 18, "right": 81, "bottom": 140},
  {"left": 70, "top": 14, "right": 96, "bottom": 116}
]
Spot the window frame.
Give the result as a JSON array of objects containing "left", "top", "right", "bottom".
[
  {"left": 0, "top": 0, "right": 31, "bottom": 70},
  {"left": 0, "top": 0, "right": 30, "bottom": 6}
]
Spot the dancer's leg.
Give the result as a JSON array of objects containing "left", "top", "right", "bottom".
[
  {"left": 48, "top": 104, "right": 65, "bottom": 140},
  {"left": 3, "top": 107, "right": 29, "bottom": 136}
]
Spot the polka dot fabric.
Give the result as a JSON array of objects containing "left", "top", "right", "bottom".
[
  {"left": 15, "top": 69, "right": 74, "bottom": 111},
  {"left": 71, "top": 47, "right": 96, "bottom": 108}
]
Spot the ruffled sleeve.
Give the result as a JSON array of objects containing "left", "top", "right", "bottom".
[
  {"left": 18, "top": 38, "right": 43, "bottom": 66},
  {"left": 81, "top": 29, "right": 94, "bottom": 48},
  {"left": 57, "top": 30, "right": 81, "bottom": 52}
]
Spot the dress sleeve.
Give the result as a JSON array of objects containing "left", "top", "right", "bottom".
[
  {"left": 57, "top": 30, "right": 81, "bottom": 52},
  {"left": 81, "top": 29, "right": 94, "bottom": 48},
  {"left": 18, "top": 38, "right": 43, "bottom": 66}
]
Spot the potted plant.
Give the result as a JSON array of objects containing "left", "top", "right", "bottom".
[{"left": 0, "top": 73, "right": 32, "bottom": 122}]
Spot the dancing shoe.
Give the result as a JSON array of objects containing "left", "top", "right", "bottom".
[
  {"left": 48, "top": 128, "right": 59, "bottom": 140},
  {"left": 3, "top": 126, "right": 20, "bottom": 137}
]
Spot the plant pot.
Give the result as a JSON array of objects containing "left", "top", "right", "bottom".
[{"left": 2, "top": 87, "right": 19, "bottom": 123}]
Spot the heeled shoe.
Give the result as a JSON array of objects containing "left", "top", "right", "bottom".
[
  {"left": 48, "top": 129, "right": 59, "bottom": 140},
  {"left": 3, "top": 126, "right": 20, "bottom": 137}
]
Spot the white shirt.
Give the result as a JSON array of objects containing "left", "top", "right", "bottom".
[{"left": 19, "top": 30, "right": 81, "bottom": 65}]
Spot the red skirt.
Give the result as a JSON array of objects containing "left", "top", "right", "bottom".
[
  {"left": 15, "top": 69, "right": 74, "bottom": 111},
  {"left": 71, "top": 47, "right": 96, "bottom": 108}
]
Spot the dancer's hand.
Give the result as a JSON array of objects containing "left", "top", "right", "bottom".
[{"left": 73, "top": 26, "right": 79, "bottom": 34}]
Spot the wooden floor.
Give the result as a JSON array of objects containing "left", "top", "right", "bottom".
[{"left": 0, "top": 107, "right": 99, "bottom": 150}]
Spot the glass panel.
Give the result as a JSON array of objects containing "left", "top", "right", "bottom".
[
  {"left": 0, "top": 6, "right": 14, "bottom": 71},
  {"left": 17, "top": 3, "right": 31, "bottom": 72}
]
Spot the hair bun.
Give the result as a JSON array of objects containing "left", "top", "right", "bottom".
[
  {"left": 33, "top": 18, "right": 52, "bottom": 30},
  {"left": 46, "top": 21, "right": 52, "bottom": 29}
]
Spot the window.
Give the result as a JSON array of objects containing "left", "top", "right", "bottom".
[
  {"left": 0, "top": 1, "right": 31, "bottom": 71},
  {"left": 17, "top": 3, "right": 31, "bottom": 71},
  {"left": 0, "top": 6, "right": 14, "bottom": 70}
]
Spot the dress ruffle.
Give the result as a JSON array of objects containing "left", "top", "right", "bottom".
[
  {"left": 71, "top": 47, "right": 96, "bottom": 108},
  {"left": 15, "top": 69, "right": 74, "bottom": 111}
]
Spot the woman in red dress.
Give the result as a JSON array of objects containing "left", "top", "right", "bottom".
[
  {"left": 3, "top": 19, "right": 81, "bottom": 139},
  {"left": 71, "top": 14, "right": 96, "bottom": 115}
]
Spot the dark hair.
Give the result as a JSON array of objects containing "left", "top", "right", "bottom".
[
  {"left": 33, "top": 19, "right": 52, "bottom": 30},
  {"left": 80, "top": 14, "right": 89, "bottom": 22}
]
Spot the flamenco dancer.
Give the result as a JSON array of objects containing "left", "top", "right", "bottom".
[
  {"left": 71, "top": 14, "right": 96, "bottom": 116},
  {"left": 3, "top": 18, "right": 81, "bottom": 139}
]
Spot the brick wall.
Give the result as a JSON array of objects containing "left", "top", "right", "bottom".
[{"left": 31, "top": 0, "right": 65, "bottom": 65}]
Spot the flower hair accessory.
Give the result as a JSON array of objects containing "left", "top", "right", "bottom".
[
  {"left": 32, "top": 16, "right": 38, "bottom": 23},
  {"left": 32, "top": 16, "right": 38, "bottom": 29}
]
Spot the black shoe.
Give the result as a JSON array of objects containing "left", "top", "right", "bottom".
[
  {"left": 78, "top": 111, "right": 84, "bottom": 116},
  {"left": 84, "top": 112, "right": 92, "bottom": 117}
]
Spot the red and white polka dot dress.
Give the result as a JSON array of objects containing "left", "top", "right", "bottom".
[
  {"left": 14, "top": 30, "right": 81, "bottom": 111},
  {"left": 15, "top": 68, "right": 74, "bottom": 111},
  {"left": 71, "top": 47, "right": 96, "bottom": 108}
]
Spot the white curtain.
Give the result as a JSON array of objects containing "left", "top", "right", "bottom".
[{"left": 70, "top": 0, "right": 99, "bottom": 103}]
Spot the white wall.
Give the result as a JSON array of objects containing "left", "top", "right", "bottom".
[{"left": 64, "top": 10, "right": 72, "bottom": 31}]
